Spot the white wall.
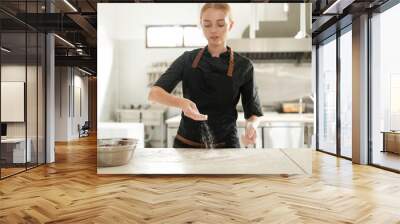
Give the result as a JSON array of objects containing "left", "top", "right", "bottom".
[
  {"left": 97, "top": 3, "right": 263, "bottom": 119},
  {"left": 1, "top": 64, "right": 46, "bottom": 163},
  {"left": 253, "top": 62, "right": 311, "bottom": 105},
  {"left": 1, "top": 66, "right": 26, "bottom": 128},
  {"left": 71, "top": 74, "right": 89, "bottom": 138},
  {"left": 98, "top": 3, "right": 312, "bottom": 121},
  {"left": 97, "top": 18, "right": 119, "bottom": 122},
  {"left": 115, "top": 40, "right": 192, "bottom": 107},
  {"left": 1, "top": 65, "right": 31, "bottom": 137},
  {"left": 55, "top": 67, "right": 68, "bottom": 141},
  {"left": 55, "top": 67, "right": 89, "bottom": 141},
  {"left": 99, "top": 3, "right": 254, "bottom": 40},
  {"left": 98, "top": 4, "right": 186, "bottom": 120}
]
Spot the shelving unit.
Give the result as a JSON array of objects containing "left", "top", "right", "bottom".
[{"left": 147, "top": 61, "right": 183, "bottom": 98}]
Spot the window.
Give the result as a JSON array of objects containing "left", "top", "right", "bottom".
[
  {"left": 390, "top": 74, "right": 400, "bottom": 130},
  {"left": 339, "top": 28, "right": 352, "bottom": 158},
  {"left": 317, "top": 36, "right": 337, "bottom": 154},
  {"left": 146, "top": 25, "right": 207, "bottom": 48},
  {"left": 0, "top": 1, "right": 47, "bottom": 179},
  {"left": 183, "top": 26, "right": 207, "bottom": 47},
  {"left": 147, "top": 26, "right": 183, "bottom": 48},
  {"left": 371, "top": 3, "right": 400, "bottom": 171}
]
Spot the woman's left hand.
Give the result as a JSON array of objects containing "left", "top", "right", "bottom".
[{"left": 242, "top": 123, "right": 257, "bottom": 146}]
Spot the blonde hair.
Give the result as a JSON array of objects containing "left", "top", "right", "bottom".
[{"left": 200, "top": 3, "right": 233, "bottom": 22}]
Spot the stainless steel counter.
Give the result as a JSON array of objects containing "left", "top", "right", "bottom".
[
  {"left": 165, "top": 112, "right": 314, "bottom": 128},
  {"left": 165, "top": 113, "right": 314, "bottom": 148}
]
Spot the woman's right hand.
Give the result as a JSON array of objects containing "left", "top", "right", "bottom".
[{"left": 178, "top": 98, "right": 208, "bottom": 121}]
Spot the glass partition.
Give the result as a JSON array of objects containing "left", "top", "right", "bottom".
[
  {"left": 27, "top": 30, "right": 38, "bottom": 169},
  {"left": 339, "top": 28, "right": 352, "bottom": 158},
  {"left": 0, "top": 1, "right": 47, "bottom": 179},
  {"left": 371, "top": 3, "right": 400, "bottom": 171},
  {"left": 38, "top": 32, "right": 45, "bottom": 165},
  {"left": 1, "top": 31, "right": 28, "bottom": 177},
  {"left": 317, "top": 36, "right": 337, "bottom": 154}
]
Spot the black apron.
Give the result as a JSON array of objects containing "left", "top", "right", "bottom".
[{"left": 173, "top": 47, "right": 240, "bottom": 148}]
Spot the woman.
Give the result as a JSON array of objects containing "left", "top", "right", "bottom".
[{"left": 148, "top": 3, "right": 263, "bottom": 148}]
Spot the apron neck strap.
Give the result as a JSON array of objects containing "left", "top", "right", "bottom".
[
  {"left": 192, "top": 46, "right": 235, "bottom": 77},
  {"left": 227, "top": 48, "right": 234, "bottom": 77},
  {"left": 191, "top": 47, "right": 205, "bottom": 69}
]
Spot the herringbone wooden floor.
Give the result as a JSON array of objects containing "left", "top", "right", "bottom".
[{"left": 1, "top": 135, "right": 400, "bottom": 224}]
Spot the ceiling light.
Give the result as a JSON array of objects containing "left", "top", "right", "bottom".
[
  {"left": 294, "top": 4, "right": 308, "bottom": 39},
  {"left": 294, "top": 31, "right": 307, "bottom": 39},
  {"left": 323, "top": 0, "right": 355, "bottom": 14},
  {"left": 323, "top": 0, "right": 341, "bottom": 14},
  {"left": 63, "top": 0, "right": 78, "bottom": 12},
  {"left": 1, "top": 47, "right": 11, "bottom": 53},
  {"left": 78, "top": 67, "right": 92, "bottom": 76},
  {"left": 54, "top": 34, "right": 75, "bottom": 48},
  {"left": 283, "top": 3, "right": 289, "bottom": 13}
]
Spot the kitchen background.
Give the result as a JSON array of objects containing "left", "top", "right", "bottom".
[{"left": 98, "top": 3, "right": 313, "bottom": 148}]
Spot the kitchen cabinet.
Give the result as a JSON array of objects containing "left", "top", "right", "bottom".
[
  {"left": 116, "top": 109, "right": 141, "bottom": 122},
  {"left": 167, "top": 126, "right": 263, "bottom": 148},
  {"left": 262, "top": 122, "right": 305, "bottom": 148},
  {"left": 142, "top": 109, "right": 166, "bottom": 147},
  {"left": 0, "top": 138, "right": 32, "bottom": 164},
  {"left": 116, "top": 108, "right": 166, "bottom": 147},
  {"left": 304, "top": 123, "right": 314, "bottom": 147},
  {"left": 166, "top": 113, "right": 314, "bottom": 149},
  {"left": 382, "top": 131, "right": 400, "bottom": 154},
  {"left": 167, "top": 127, "right": 178, "bottom": 147},
  {"left": 237, "top": 127, "right": 263, "bottom": 148}
]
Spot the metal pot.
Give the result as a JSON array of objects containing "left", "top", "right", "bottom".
[{"left": 97, "top": 138, "right": 138, "bottom": 167}]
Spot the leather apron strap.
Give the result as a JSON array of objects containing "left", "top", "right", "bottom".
[
  {"left": 191, "top": 46, "right": 235, "bottom": 77},
  {"left": 176, "top": 134, "right": 225, "bottom": 148}
]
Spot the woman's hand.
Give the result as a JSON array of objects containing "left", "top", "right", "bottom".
[
  {"left": 241, "top": 116, "right": 260, "bottom": 147},
  {"left": 148, "top": 87, "right": 207, "bottom": 121},
  {"left": 242, "top": 122, "right": 257, "bottom": 146},
  {"left": 179, "top": 98, "right": 208, "bottom": 121}
]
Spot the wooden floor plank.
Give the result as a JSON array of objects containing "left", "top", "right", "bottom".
[{"left": 0, "top": 135, "right": 399, "bottom": 223}]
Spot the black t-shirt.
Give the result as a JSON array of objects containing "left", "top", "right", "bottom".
[{"left": 154, "top": 46, "right": 263, "bottom": 143}]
